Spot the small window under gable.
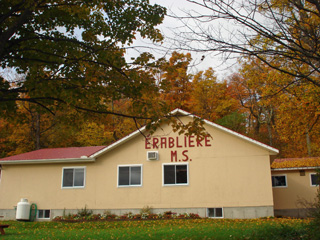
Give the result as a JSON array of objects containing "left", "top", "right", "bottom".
[{"left": 272, "top": 175, "right": 287, "bottom": 187}]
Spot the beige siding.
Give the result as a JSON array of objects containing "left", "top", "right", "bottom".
[
  {"left": 272, "top": 170, "right": 319, "bottom": 210},
  {"left": 0, "top": 117, "right": 274, "bottom": 212}
]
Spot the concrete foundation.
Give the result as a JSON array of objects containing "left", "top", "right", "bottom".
[
  {"left": 0, "top": 206, "right": 274, "bottom": 221},
  {"left": 223, "top": 206, "right": 274, "bottom": 219}
]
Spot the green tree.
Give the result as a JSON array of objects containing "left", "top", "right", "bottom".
[{"left": 0, "top": 0, "right": 166, "bottom": 120}]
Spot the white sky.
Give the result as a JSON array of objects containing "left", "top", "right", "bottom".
[{"left": 126, "top": 0, "right": 239, "bottom": 80}]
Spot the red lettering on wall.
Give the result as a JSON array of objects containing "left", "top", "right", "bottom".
[
  {"left": 171, "top": 151, "right": 177, "bottom": 162},
  {"left": 176, "top": 137, "right": 182, "bottom": 148},
  {"left": 196, "top": 137, "right": 203, "bottom": 147},
  {"left": 188, "top": 136, "right": 195, "bottom": 147},
  {"left": 145, "top": 137, "right": 151, "bottom": 149},
  {"left": 205, "top": 136, "right": 212, "bottom": 146},
  {"left": 168, "top": 137, "right": 174, "bottom": 148},
  {"left": 160, "top": 137, "right": 167, "bottom": 148},
  {"left": 153, "top": 138, "right": 159, "bottom": 149},
  {"left": 182, "top": 150, "right": 189, "bottom": 161}
]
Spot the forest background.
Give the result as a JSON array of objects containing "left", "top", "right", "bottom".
[{"left": 1, "top": 0, "right": 319, "bottom": 159}]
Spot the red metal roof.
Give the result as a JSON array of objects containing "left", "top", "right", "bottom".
[{"left": 0, "top": 146, "right": 106, "bottom": 162}]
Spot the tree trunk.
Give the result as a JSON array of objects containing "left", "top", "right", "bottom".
[
  {"left": 31, "top": 111, "right": 41, "bottom": 150},
  {"left": 306, "top": 128, "right": 312, "bottom": 157},
  {"left": 267, "top": 123, "right": 273, "bottom": 146}
]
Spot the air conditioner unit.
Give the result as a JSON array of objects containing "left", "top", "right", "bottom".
[{"left": 147, "top": 151, "right": 159, "bottom": 161}]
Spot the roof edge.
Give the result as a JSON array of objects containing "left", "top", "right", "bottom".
[
  {"left": 204, "top": 118, "right": 279, "bottom": 155},
  {"left": 0, "top": 157, "right": 96, "bottom": 165},
  {"left": 271, "top": 166, "right": 319, "bottom": 171},
  {"left": 174, "top": 109, "right": 279, "bottom": 155},
  {"left": 91, "top": 126, "right": 146, "bottom": 158}
]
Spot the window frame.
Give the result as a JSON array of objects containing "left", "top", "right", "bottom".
[
  {"left": 37, "top": 209, "right": 51, "bottom": 219},
  {"left": 271, "top": 174, "right": 287, "bottom": 188},
  {"left": 117, "top": 164, "right": 143, "bottom": 187},
  {"left": 61, "top": 167, "right": 86, "bottom": 189},
  {"left": 162, "top": 163, "right": 189, "bottom": 186},
  {"left": 207, "top": 208, "right": 224, "bottom": 218},
  {"left": 310, "top": 173, "right": 320, "bottom": 187}
]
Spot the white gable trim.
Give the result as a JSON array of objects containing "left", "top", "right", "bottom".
[
  {"left": 172, "top": 109, "right": 278, "bottom": 155},
  {"left": 91, "top": 126, "right": 147, "bottom": 158},
  {"left": 205, "top": 119, "right": 278, "bottom": 155},
  {"left": 91, "top": 108, "right": 278, "bottom": 159}
]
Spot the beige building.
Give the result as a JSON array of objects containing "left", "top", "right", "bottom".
[
  {"left": 271, "top": 157, "right": 320, "bottom": 217},
  {"left": 0, "top": 109, "right": 279, "bottom": 220}
]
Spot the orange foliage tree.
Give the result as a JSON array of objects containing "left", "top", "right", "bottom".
[
  {"left": 191, "top": 68, "right": 239, "bottom": 123},
  {"left": 229, "top": 57, "right": 320, "bottom": 157},
  {"left": 158, "top": 52, "right": 193, "bottom": 111}
]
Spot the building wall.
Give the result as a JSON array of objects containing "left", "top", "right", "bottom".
[
  {"left": 272, "top": 169, "right": 319, "bottom": 217},
  {"left": 0, "top": 117, "right": 274, "bottom": 219}
]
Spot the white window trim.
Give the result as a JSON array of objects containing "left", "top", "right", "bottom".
[
  {"left": 117, "top": 164, "right": 143, "bottom": 187},
  {"left": 207, "top": 208, "right": 224, "bottom": 218},
  {"left": 272, "top": 174, "right": 288, "bottom": 188},
  {"left": 162, "top": 162, "right": 189, "bottom": 186},
  {"left": 61, "top": 166, "right": 86, "bottom": 189},
  {"left": 310, "top": 173, "right": 319, "bottom": 187},
  {"left": 37, "top": 209, "right": 51, "bottom": 219}
]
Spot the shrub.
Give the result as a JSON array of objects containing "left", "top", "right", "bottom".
[
  {"left": 103, "top": 210, "right": 117, "bottom": 220},
  {"left": 77, "top": 205, "right": 93, "bottom": 217},
  {"left": 140, "top": 205, "right": 153, "bottom": 215},
  {"left": 52, "top": 210, "right": 202, "bottom": 222}
]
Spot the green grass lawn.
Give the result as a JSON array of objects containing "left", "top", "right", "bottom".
[{"left": 0, "top": 218, "right": 311, "bottom": 240}]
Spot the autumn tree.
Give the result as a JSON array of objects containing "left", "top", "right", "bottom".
[
  {"left": 173, "top": 0, "right": 320, "bottom": 89},
  {"left": 0, "top": 97, "right": 141, "bottom": 157},
  {"left": 0, "top": 0, "right": 166, "bottom": 121},
  {"left": 158, "top": 52, "right": 193, "bottom": 111},
  {"left": 275, "top": 81, "right": 320, "bottom": 157},
  {"left": 191, "top": 67, "right": 239, "bottom": 123},
  {"left": 228, "top": 58, "right": 284, "bottom": 146},
  {"left": 227, "top": 57, "right": 320, "bottom": 157}
]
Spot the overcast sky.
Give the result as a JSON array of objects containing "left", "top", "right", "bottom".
[{"left": 143, "top": 0, "right": 239, "bottom": 80}]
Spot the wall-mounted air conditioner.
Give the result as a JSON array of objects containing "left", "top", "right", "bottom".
[{"left": 147, "top": 151, "right": 159, "bottom": 161}]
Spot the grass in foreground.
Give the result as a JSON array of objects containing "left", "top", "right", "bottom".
[{"left": 0, "top": 218, "right": 311, "bottom": 240}]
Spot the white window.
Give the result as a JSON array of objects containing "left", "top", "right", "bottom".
[
  {"left": 207, "top": 208, "right": 223, "bottom": 218},
  {"left": 38, "top": 209, "right": 50, "bottom": 219},
  {"left": 118, "top": 165, "right": 142, "bottom": 187},
  {"left": 310, "top": 173, "right": 320, "bottom": 186},
  {"left": 62, "top": 167, "right": 86, "bottom": 188},
  {"left": 163, "top": 163, "right": 188, "bottom": 186},
  {"left": 272, "top": 175, "right": 287, "bottom": 187}
]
